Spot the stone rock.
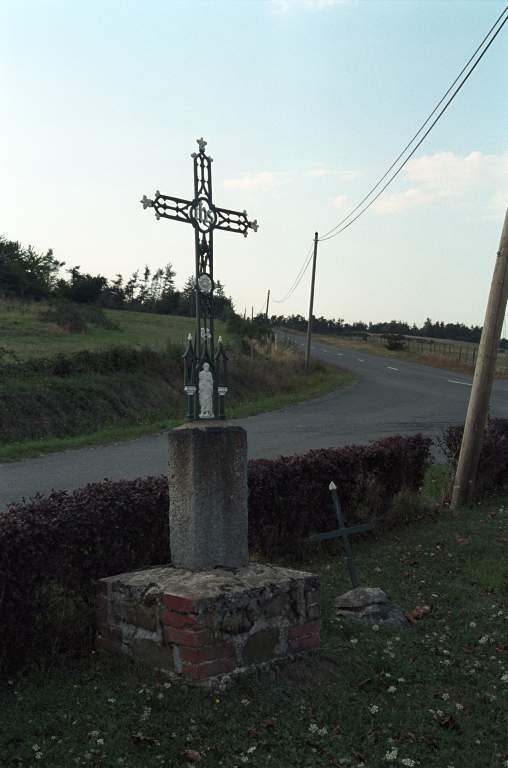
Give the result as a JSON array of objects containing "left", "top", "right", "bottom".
[
  {"left": 167, "top": 422, "right": 249, "bottom": 571},
  {"left": 333, "top": 587, "right": 412, "bottom": 629},
  {"left": 333, "top": 587, "right": 387, "bottom": 609}
]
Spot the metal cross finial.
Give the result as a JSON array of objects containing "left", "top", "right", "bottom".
[
  {"left": 140, "top": 138, "right": 257, "bottom": 421},
  {"left": 309, "top": 481, "right": 375, "bottom": 588}
]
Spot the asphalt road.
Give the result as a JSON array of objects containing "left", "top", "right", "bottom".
[{"left": 1, "top": 335, "right": 506, "bottom": 510}]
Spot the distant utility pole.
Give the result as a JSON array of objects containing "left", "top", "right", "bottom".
[
  {"left": 451, "top": 207, "right": 508, "bottom": 509},
  {"left": 305, "top": 232, "right": 319, "bottom": 374},
  {"left": 251, "top": 306, "right": 254, "bottom": 322},
  {"left": 265, "top": 289, "right": 270, "bottom": 326}
]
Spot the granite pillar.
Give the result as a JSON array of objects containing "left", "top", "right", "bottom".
[{"left": 167, "top": 422, "right": 248, "bottom": 571}]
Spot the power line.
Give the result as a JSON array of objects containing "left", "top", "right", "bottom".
[
  {"left": 318, "top": 6, "right": 508, "bottom": 242},
  {"left": 271, "top": 5, "right": 508, "bottom": 304},
  {"left": 272, "top": 242, "right": 315, "bottom": 303}
]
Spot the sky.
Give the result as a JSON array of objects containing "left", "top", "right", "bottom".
[{"left": 1, "top": 0, "right": 507, "bottom": 328}]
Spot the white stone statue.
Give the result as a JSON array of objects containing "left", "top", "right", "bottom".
[{"left": 199, "top": 363, "right": 214, "bottom": 418}]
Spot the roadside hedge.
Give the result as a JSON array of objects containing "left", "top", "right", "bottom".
[
  {"left": 441, "top": 416, "right": 508, "bottom": 496},
  {"left": 0, "top": 433, "right": 432, "bottom": 673},
  {"left": 248, "top": 433, "right": 433, "bottom": 559}
]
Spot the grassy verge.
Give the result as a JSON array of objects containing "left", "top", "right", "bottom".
[
  {"left": 2, "top": 485, "right": 507, "bottom": 767},
  {"left": 281, "top": 329, "right": 508, "bottom": 381},
  {"left": 0, "top": 346, "right": 352, "bottom": 464}
]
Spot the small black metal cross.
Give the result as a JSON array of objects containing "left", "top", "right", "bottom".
[
  {"left": 140, "top": 137, "right": 258, "bottom": 421},
  {"left": 309, "top": 481, "right": 375, "bottom": 588}
]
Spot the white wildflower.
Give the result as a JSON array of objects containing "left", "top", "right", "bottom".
[
  {"left": 470, "top": 622, "right": 476, "bottom": 628},
  {"left": 455, "top": 703, "right": 463, "bottom": 710},
  {"left": 350, "top": 638, "right": 358, "bottom": 644},
  {"left": 309, "top": 723, "right": 318, "bottom": 732},
  {"left": 247, "top": 746, "right": 256, "bottom": 753},
  {"left": 108, "top": 698, "right": 116, "bottom": 703},
  {"left": 370, "top": 705, "right": 379, "bottom": 713},
  {"left": 479, "top": 635, "right": 489, "bottom": 645},
  {"left": 387, "top": 686, "right": 396, "bottom": 693},
  {"left": 317, "top": 727, "right": 328, "bottom": 737},
  {"left": 401, "top": 760, "right": 415, "bottom": 767},
  {"left": 241, "top": 698, "right": 250, "bottom": 706}
]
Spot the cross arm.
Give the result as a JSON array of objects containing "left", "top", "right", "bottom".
[
  {"left": 308, "top": 523, "right": 374, "bottom": 542},
  {"left": 214, "top": 206, "right": 259, "bottom": 238},
  {"left": 140, "top": 191, "right": 193, "bottom": 225}
]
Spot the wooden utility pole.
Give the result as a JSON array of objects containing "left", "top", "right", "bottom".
[
  {"left": 251, "top": 306, "right": 254, "bottom": 322},
  {"left": 305, "top": 232, "right": 319, "bottom": 374},
  {"left": 451, "top": 207, "right": 508, "bottom": 509},
  {"left": 265, "top": 289, "right": 270, "bottom": 326}
]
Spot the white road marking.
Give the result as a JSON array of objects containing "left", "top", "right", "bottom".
[
  {"left": 358, "top": 359, "right": 364, "bottom": 362},
  {"left": 387, "top": 366, "right": 398, "bottom": 370},
  {"left": 337, "top": 353, "right": 343, "bottom": 356},
  {"left": 447, "top": 380, "right": 472, "bottom": 386}
]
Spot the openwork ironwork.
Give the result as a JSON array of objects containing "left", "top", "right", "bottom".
[{"left": 141, "top": 137, "right": 258, "bottom": 420}]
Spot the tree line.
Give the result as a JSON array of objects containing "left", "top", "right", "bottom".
[
  {"left": 0, "top": 236, "right": 232, "bottom": 317},
  {"left": 269, "top": 314, "right": 507, "bottom": 348}
]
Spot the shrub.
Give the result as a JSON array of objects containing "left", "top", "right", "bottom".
[
  {"left": 38, "top": 303, "right": 119, "bottom": 333},
  {"left": 0, "top": 477, "right": 169, "bottom": 673},
  {"left": 440, "top": 417, "right": 508, "bottom": 496},
  {"left": 0, "top": 433, "right": 432, "bottom": 673},
  {"left": 384, "top": 333, "right": 406, "bottom": 351},
  {"left": 248, "top": 433, "right": 433, "bottom": 559},
  {"left": 0, "top": 344, "right": 179, "bottom": 379}
]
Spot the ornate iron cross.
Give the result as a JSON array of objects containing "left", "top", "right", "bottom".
[
  {"left": 309, "top": 482, "right": 375, "bottom": 588},
  {"left": 141, "top": 137, "right": 258, "bottom": 421}
]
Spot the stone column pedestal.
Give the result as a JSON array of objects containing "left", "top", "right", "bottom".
[{"left": 167, "top": 422, "right": 248, "bottom": 571}]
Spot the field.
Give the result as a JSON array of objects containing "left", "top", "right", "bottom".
[
  {"left": 0, "top": 299, "right": 199, "bottom": 358},
  {"left": 2, "top": 478, "right": 507, "bottom": 767},
  {"left": 0, "top": 300, "right": 353, "bottom": 462}
]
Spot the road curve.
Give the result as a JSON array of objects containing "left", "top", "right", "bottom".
[{"left": 1, "top": 335, "right": 506, "bottom": 510}]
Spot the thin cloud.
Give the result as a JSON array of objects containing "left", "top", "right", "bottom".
[
  {"left": 372, "top": 151, "right": 508, "bottom": 215},
  {"left": 222, "top": 171, "right": 288, "bottom": 191},
  {"left": 330, "top": 195, "right": 348, "bottom": 209},
  {"left": 305, "top": 168, "right": 361, "bottom": 179}
]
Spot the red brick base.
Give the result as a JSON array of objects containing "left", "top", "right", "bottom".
[{"left": 96, "top": 563, "right": 321, "bottom": 682}]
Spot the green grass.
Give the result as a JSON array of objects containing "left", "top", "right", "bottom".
[
  {"left": 0, "top": 300, "right": 212, "bottom": 359},
  {"left": 0, "top": 299, "right": 355, "bottom": 462},
  {"left": 2, "top": 488, "right": 508, "bottom": 767}
]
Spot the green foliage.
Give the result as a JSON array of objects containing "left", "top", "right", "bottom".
[
  {"left": 384, "top": 333, "right": 406, "bottom": 351},
  {"left": 0, "top": 236, "right": 64, "bottom": 300},
  {"left": 38, "top": 302, "right": 120, "bottom": 334}
]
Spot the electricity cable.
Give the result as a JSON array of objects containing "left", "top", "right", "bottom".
[
  {"left": 272, "top": 242, "right": 315, "bottom": 303},
  {"left": 318, "top": 6, "right": 508, "bottom": 241}
]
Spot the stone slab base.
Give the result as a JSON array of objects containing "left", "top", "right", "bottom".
[{"left": 96, "top": 563, "right": 321, "bottom": 682}]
